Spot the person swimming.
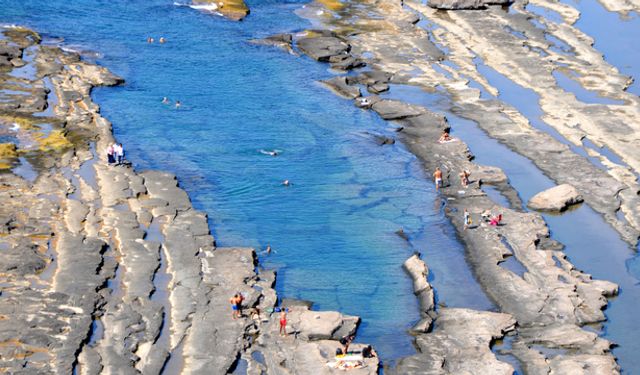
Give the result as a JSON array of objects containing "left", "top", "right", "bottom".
[
  {"left": 147, "top": 37, "right": 154, "bottom": 43},
  {"left": 282, "top": 180, "right": 291, "bottom": 186},
  {"left": 159, "top": 37, "right": 166, "bottom": 44},
  {"left": 175, "top": 100, "right": 181, "bottom": 109},
  {"left": 162, "top": 97, "right": 170, "bottom": 104},
  {"left": 259, "top": 149, "right": 279, "bottom": 156}
]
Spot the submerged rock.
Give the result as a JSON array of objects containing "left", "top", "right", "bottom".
[
  {"left": 297, "top": 36, "right": 350, "bottom": 62},
  {"left": 528, "top": 184, "right": 584, "bottom": 212},
  {"left": 320, "top": 76, "right": 361, "bottom": 99}
]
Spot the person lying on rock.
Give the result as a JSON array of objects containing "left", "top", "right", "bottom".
[{"left": 438, "top": 129, "right": 452, "bottom": 143}]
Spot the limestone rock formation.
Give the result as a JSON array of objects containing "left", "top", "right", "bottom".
[{"left": 528, "top": 184, "right": 584, "bottom": 212}]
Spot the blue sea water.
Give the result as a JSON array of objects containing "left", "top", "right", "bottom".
[{"left": 1, "top": 0, "right": 493, "bottom": 363}]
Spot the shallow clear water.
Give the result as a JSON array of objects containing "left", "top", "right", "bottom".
[{"left": 0, "top": 0, "right": 495, "bottom": 363}]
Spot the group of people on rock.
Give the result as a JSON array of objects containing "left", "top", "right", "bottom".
[{"left": 106, "top": 143, "right": 125, "bottom": 165}]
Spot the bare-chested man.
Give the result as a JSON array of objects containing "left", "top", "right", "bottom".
[{"left": 433, "top": 167, "right": 443, "bottom": 191}]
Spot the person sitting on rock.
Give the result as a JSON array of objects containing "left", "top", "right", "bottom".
[
  {"left": 438, "top": 129, "right": 452, "bottom": 143},
  {"left": 339, "top": 334, "right": 354, "bottom": 355},
  {"left": 490, "top": 214, "right": 503, "bottom": 226},
  {"left": 481, "top": 209, "right": 492, "bottom": 222}
]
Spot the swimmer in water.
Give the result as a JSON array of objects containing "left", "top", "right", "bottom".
[
  {"left": 259, "top": 149, "right": 279, "bottom": 156},
  {"left": 162, "top": 97, "right": 170, "bottom": 104},
  {"left": 266, "top": 244, "right": 272, "bottom": 254},
  {"left": 282, "top": 180, "right": 291, "bottom": 186},
  {"left": 147, "top": 37, "right": 154, "bottom": 43},
  {"left": 159, "top": 37, "right": 166, "bottom": 44},
  {"left": 175, "top": 101, "right": 181, "bottom": 109}
]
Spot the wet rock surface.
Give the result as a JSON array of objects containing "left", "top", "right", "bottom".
[{"left": 0, "top": 27, "right": 377, "bottom": 374}]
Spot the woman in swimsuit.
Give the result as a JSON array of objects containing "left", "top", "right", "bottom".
[{"left": 279, "top": 309, "right": 287, "bottom": 336}]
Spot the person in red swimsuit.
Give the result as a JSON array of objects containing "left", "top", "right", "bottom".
[{"left": 279, "top": 309, "right": 288, "bottom": 336}]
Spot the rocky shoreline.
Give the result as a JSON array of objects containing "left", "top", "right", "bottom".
[
  {"left": 253, "top": 0, "right": 634, "bottom": 372},
  {"left": 0, "top": 27, "right": 378, "bottom": 374}
]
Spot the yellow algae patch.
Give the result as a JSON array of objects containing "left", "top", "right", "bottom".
[
  {"left": 0, "top": 143, "right": 18, "bottom": 170},
  {"left": 0, "top": 143, "right": 18, "bottom": 159},
  {"left": 192, "top": 0, "right": 250, "bottom": 21},
  {"left": 316, "top": 0, "right": 346, "bottom": 11},
  {"left": 37, "top": 130, "right": 72, "bottom": 152}
]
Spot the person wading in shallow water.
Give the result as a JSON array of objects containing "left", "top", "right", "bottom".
[{"left": 433, "top": 167, "right": 443, "bottom": 191}]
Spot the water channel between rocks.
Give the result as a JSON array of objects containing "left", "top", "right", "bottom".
[
  {"left": 381, "top": 83, "right": 640, "bottom": 373},
  {"left": 3, "top": 0, "right": 639, "bottom": 372},
  {"left": 0, "top": 0, "right": 496, "bottom": 365}
]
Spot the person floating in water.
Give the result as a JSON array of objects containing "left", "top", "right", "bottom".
[
  {"left": 175, "top": 101, "right": 181, "bottom": 109},
  {"left": 266, "top": 244, "right": 272, "bottom": 255},
  {"left": 147, "top": 37, "right": 154, "bottom": 43},
  {"left": 159, "top": 37, "right": 166, "bottom": 44},
  {"left": 282, "top": 180, "right": 291, "bottom": 186},
  {"left": 433, "top": 167, "right": 443, "bottom": 191},
  {"left": 162, "top": 97, "right": 170, "bottom": 104},
  {"left": 259, "top": 149, "right": 279, "bottom": 157}
]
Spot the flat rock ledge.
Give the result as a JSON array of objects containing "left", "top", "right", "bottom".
[
  {"left": 0, "top": 27, "right": 376, "bottom": 375},
  {"left": 528, "top": 183, "right": 584, "bottom": 212},
  {"left": 395, "top": 255, "right": 517, "bottom": 375}
]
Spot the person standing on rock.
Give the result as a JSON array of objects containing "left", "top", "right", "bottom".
[
  {"left": 107, "top": 143, "right": 115, "bottom": 165},
  {"left": 433, "top": 167, "right": 443, "bottom": 191},
  {"left": 459, "top": 170, "right": 470, "bottom": 187},
  {"left": 114, "top": 143, "right": 124, "bottom": 165},
  {"left": 464, "top": 209, "right": 471, "bottom": 230},
  {"left": 230, "top": 293, "right": 242, "bottom": 319},
  {"left": 279, "top": 309, "right": 287, "bottom": 336}
]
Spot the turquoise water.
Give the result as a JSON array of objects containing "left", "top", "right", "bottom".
[{"left": 1, "top": 0, "right": 494, "bottom": 362}]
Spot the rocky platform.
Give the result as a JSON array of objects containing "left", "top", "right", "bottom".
[
  {"left": 258, "top": 0, "right": 626, "bottom": 372},
  {"left": 0, "top": 27, "right": 376, "bottom": 374}
]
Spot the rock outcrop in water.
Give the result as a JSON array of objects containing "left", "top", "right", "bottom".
[
  {"left": 0, "top": 27, "right": 377, "bottom": 374},
  {"left": 528, "top": 183, "right": 584, "bottom": 212},
  {"left": 191, "top": 0, "right": 250, "bottom": 21}
]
